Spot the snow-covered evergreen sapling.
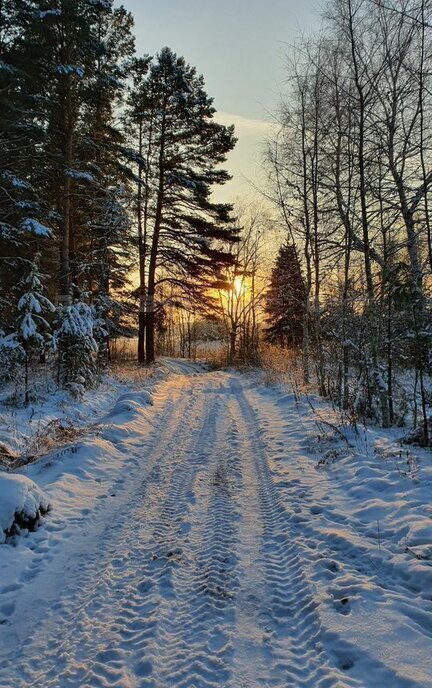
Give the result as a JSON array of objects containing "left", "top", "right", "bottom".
[
  {"left": 16, "top": 255, "right": 55, "bottom": 403},
  {"left": 0, "top": 329, "right": 24, "bottom": 384},
  {"left": 56, "top": 302, "right": 100, "bottom": 396}
]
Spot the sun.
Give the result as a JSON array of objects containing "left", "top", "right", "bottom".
[{"left": 233, "top": 275, "right": 246, "bottom": 297}]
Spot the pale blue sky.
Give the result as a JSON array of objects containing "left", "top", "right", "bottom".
[{"left": 120, "top": 0, "right": 321, "bottom": 200}]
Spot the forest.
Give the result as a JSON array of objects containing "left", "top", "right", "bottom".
[
  {"left": 0, "top": 0, "right": 239, "bottom": 391},
  {"left": 2, "top": 0, "right": 432, "bottom": 445},
  {"left": 1, "top": 2, "right": 432, "bottom": 686},
  {"left": 266, "top": 0, "right": 432, "bottom": 445}
]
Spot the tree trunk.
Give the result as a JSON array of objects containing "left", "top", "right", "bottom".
[
  {"left": 137, "top": 122, "right": 146, "bottom": 364},
  {"left": 24, "top": 344, "right": 29, "bottom": 405},
  {"left": 60, "top": 146, "right": 72, "bottom": 305},
  {"left": 59, "top": 59, "right": 74, "bottom": 305},
  {"left": 145, "top": 113, "right": 166, "bottom": 365},
  {"left": 229, "top": 328, "right": 237, "bottom": 363}
]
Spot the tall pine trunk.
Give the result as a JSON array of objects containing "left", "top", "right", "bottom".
[
  {"left": 146, "top": 115, "right": 166, "bottom": 365},
  {"left": 59, "top": 75, "right": 74, "bottom": 305},
  {"left": 137, "top": 122, "right": 146, "bottom": 363}
]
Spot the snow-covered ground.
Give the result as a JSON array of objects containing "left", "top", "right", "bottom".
[
  {"left": 0, "top": 363, "right": 159, "bottom": 462},
  {"left": 0, "top": 363, "right": 431, "bottom": 687}
]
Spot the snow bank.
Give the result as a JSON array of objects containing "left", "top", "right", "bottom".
[
  {"left": 247, "top": 372, "right": 432, "bottom": 686},
  {"left": 0, "top": 474, "right": 50, "bottom": 543},
  {"left": 0, "top": 367, "right": 157, "bottom": 461},
  {"left": 109, "top": 389, "right": 154, "bottom": 417}
]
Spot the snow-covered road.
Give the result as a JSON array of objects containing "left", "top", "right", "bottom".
[{"left": 1, "top": 368, "right": 431, "bottom": 687}]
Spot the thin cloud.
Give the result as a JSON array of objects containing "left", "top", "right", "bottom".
[{"left": 215, "top": 111, "right": 276, "bottom": 136}]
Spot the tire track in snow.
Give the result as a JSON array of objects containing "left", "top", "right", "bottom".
[
  {"left": 117, "top": 378, "right": 228, "bottom": 688},
  {"left": 52, "top": 375, "right": 221, "bottom": 688},
  {"left": 0, "top": 374, "right": 208, "bottom": 688},
  {"left": 243, "top": 382, "right": 432, "bottom": 687},
  {"left": 229, "top": 377, "right": 353, "bottom": 688},
  {"left": 224, "top": 390, "right": 270, "bottom": 688},
  {"left": 148, "top": 379, "right": 243, "bottom": 687}
]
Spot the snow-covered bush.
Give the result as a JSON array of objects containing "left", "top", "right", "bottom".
[
  {"left": 0, "top": 473, "right": 50, "bottom": 544},
  {"left": 0, "top": 330, "right": 24, "bottom": 382},
  {"left": 56, "top": 302, "right": 100, "bottom": 395}
]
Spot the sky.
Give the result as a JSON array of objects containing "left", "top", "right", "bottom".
[{"left": 120, "top": 0, "right": 321, "bottom": 202}]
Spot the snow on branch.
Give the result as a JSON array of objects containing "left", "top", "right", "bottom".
[
  {"left": 65, "top": 169, "right": 95, "bottom": 183},
  {"left": 55, "top": 65, "right": 85, "bottom": 80},
  {"left": 39, "top": 9, "right": 62, "bottom": 19},
  {"left": 20, "top": 218, "right": 52, "bottom": 238}
]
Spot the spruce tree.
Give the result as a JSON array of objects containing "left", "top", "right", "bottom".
[
  {"left": 55, "top": 301, "right": 99, "bottom": 395},
  {"left": 16, "top": 254, "right": 55, "bottom": 402},
  {"left": 264, "top": 244, "right": 306, "bottom": 348}
]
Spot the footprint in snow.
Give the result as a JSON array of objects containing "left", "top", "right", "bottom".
[
  {"left": 0, "top": 602, "right": 15, "bottom": 620},
  {"left": 333, "top": 595, "right": 351, "bottom": 615}
]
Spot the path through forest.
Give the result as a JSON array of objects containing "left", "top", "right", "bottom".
[{"left": 0, "top": 367, "right": 430, "bottom": 687}]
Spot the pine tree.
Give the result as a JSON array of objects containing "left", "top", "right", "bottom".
[
  {"left": 76, "top": 4, "right": 135, "bottom": 356},
  {"left": 20, "top": 2, "right": 135, "bottom": 370},
  {"left": 0, "top": 0, "right": 52, "bottom": 322},
  {"left": 264, "top": 244, "right": 306, "bottom": 348},
  {"left": 123, "top": 47, "right": 239, "bottom": 364},
  {"left": 123, "top": 56, "right": 152, "bottom": 363},
  {"left": 26, "top": 0, "right": 95, "bottom": 305}
]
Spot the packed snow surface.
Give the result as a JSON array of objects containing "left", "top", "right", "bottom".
[{"left": 0, "top": 363, "right": 431, "bottom": 687}]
